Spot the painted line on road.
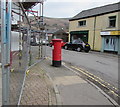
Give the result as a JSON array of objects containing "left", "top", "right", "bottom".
[
  {"left": 46, "top": 56, "right": 118, "bottom": 92},
  {"left": 46, "top": 56, "right": 119, "bottom": 106},
  {"left": 71, "top": 66, "right": 119, "bottom": 97},
  {"left": 72, "top": 66, "right": 118, "bottom": 92},
  {"left": 63, "top": 63, "right": 119, "bottom": 106}
]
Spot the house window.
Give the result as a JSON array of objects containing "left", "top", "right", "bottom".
[
  {"left": 78, "top": 20, "right": 86, "bottom": 26},
  {"left": 109, "top": 16, "right": 116, "bottom": 28}
]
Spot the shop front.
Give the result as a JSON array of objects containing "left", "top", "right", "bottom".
[
  {"left": 70, "top": 31, "right": 89, "bottom": 43},
  {"left": 101, "top": 31, "right": 120, "bottom": 54}
]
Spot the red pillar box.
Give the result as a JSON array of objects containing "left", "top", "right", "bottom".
[{"left": 52, "top": 39, "right": 63, "bottom": 67}]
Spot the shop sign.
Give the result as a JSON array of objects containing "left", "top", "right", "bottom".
[
  {"left": 101, "top": 31, "right": 120, "bottom": 35},
  {"left": 110, "top": 31, "right": 120, "bottom": 35},
  {"left": 100, "top": 31, "right": 110, "bottom": 35}
]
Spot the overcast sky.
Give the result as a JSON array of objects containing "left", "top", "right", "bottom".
[{"left": 33, "top": 0, "right": 120, "bottom": 18}]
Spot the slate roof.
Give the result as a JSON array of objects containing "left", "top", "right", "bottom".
[
  {"left": 70, "top": 2, "right": 120, "bottom": 21},
  {"left": 53, "top": 29, "right": 68, "bottom": 34}
]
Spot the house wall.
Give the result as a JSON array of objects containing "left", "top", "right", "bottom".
[
  {"left": 69, "top": 12, "right": 119, "bottom": 51},
  {"left": 118, "top": 12, "right": 120, "bottom": 29}
]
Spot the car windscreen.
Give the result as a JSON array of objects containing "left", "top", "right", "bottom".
[{"left": 72, "top": 39, "right": 83, "bottom": 44}]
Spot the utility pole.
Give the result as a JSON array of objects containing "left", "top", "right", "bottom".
[
  {"left": 93, "top": 16, "right": 96, "bottom": 50},
  {"left": 1, "top": 0, "right": 12, "bottom": 105}
]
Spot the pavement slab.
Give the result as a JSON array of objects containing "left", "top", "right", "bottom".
[{"left": 38, "top": 59, "right": 115, "bottom": 105}]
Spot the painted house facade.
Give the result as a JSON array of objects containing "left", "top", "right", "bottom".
[{"left": 69, "top": 2, "right": 120, "bottom": 54}]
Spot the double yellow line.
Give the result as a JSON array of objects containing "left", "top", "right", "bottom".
[
  {"left": 46, "top": 56, "right": 119, "bottom": 97},
  {"left": 71, "top": 66, "right": 119, "bottom": 97}
]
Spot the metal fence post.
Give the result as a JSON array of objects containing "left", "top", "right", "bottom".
[{"left": 1, "top": 0, "right": 12, "bottom": 105}]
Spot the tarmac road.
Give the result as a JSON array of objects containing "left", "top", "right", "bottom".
[
  {"left": 39, "top": 59, "right": 115, "bottom": 105},
  {"left": 45, "top": 46, "right": 119, "bottom": 90},
  {"left": 30, "top": 45, "right": 119, "bottom": 104}
]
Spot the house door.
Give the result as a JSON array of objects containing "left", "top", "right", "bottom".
[{"left": 104, "top": 36, "right": 118, "bottom": 51}]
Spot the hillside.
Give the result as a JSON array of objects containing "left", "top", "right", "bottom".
[
  {"left": 44, "top": 17, "right": 69, "bottom": 32},
  {"left": 29, "top": 16, "right": 69, "bottom": 32}
]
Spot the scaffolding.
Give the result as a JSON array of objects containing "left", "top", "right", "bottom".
[{"left": 1, "top": 0, "right": 46, "bottom": 105}]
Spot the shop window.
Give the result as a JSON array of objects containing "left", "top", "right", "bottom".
[
  {"left": 78, "top": 20, "right": 86, "bottom": 27},
  {"left": 106, "top": 39, "right": 109, "bottom": 44},
  {"left": 109, "top": 16, "right": 116, "bottom": 28}
]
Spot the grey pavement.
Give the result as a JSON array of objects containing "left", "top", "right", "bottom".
[
  {"left": 0, "top": 64, "right": 2, "bottom": 106},
  {"left": 46, "top": 46, "right": 118, "bottom": 90},
  {"left": 3, "top": 45, "right": 118, "bottom": 106},
  {"left": 37, "top": 58, "right": 116, "bottom": 105}
]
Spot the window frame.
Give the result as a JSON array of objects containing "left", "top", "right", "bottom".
[
  {"left": 78, "top": 20, "right": 86, "bottom": 27},
  {"left": 108, "top": 16, "right": 116, "bottom": 28}
]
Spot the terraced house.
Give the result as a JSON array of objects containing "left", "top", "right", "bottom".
[{"left": 69, "top": 2, "right": 120, "bottom": 54}]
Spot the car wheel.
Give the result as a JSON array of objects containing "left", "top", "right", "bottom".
[
  {"left": 64, "top": 46, "right": 68, "bottom": 50},
  {"left": 77, "top": 47, "right": 81, "bottom": 52},
  {"left": 84, "top": 49, "right": 89, "bottom": 53}
]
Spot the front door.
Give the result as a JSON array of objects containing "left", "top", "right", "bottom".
[{"left": 104, "top": 36, "right": 118, "bottom": 51}]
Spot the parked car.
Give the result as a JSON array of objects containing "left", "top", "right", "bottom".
[
  {"left": 49, "top": 41, "right": 66, "bottom": 47},
  {"left": 30, "top": 38, "right": 49, "bottom": 46},
  {"left": 41, "top": 39, "right": 49, "bottom": 45},
  {"left": 30, "top": 38, "right": 38, "bottom": 46},
  {"left": 63, "top": 39, "right": 91, "bottom": 52},
  {"left": 49, "top": 42, "right": 53, "bottom": 47}
]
